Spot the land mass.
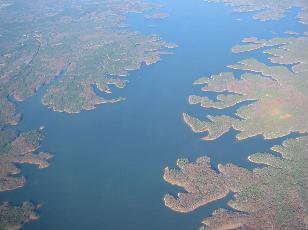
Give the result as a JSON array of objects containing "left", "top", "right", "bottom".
[
  {"left": 164, "top": 136, "right": 308, "bottom": 229},
  {"left": 0, "top": 0, "right": 176, "bottom": 116},
  {"left": 165, "top": 1, "right": 308, "bottom": 229},
  {"left": 185, "top": 36, "right": 308, "bottom": 140},
  {"left": 0, "top": 128, "right": 52, "bottom": 192},
  {"left": 0, "top": 201, "right": 39, "bottom": 230},
  {"left": 206, "top": 0, "right": 308, "bottom": 24},
  {"left": 0, "top": 0, "right": 175, "bottom": 227}
]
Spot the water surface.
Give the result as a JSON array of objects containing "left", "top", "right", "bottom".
[{"left": 0, "top": 1, "right": 305, "bottom": 229}]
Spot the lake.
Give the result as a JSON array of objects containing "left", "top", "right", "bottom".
[{"left": 0, "top": 0, "right": 305, "bottom": 229}]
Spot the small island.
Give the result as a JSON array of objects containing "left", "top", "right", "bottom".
[{"left": 145, "top": 13, "right": 169, "bottom": 20}]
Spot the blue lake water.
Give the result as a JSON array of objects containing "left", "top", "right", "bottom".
[{"left": 0, "top": 1, "right": 306, "bottom": 229}]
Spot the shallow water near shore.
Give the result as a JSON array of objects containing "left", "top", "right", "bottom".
[{"left": 0, "top": 1, "right": 306, "bottom": 229}]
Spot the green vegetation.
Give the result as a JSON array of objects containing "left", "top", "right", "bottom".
[
  {"left": 0, "top": 127, "right": 51, "bottom": 228},
  {"left": 185, "top": 37, "right": 308, "bottom": 140},
  {"left": 165, "top": 1, "right": 308, "bottom": 229},
  {"left": 0, "top": 0, "right": 175, "bottom": 116},
  {"left": 0, "top": 128, "right": 52, "bottom": 192},
  {"left": 0, "top": 201, "right": 39, "bottom": 230},
  {"left": 206, "top": 0, "right": 308, "bottom": 24},
  {"left": 0, "top": 0, "right": 175, "bottom": 227},
  {"left": 0, "top": 97, "right": 20, "bottom": 126},
  {"left": 164, "top": 136, "right": 308, "bottom": 229}
]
